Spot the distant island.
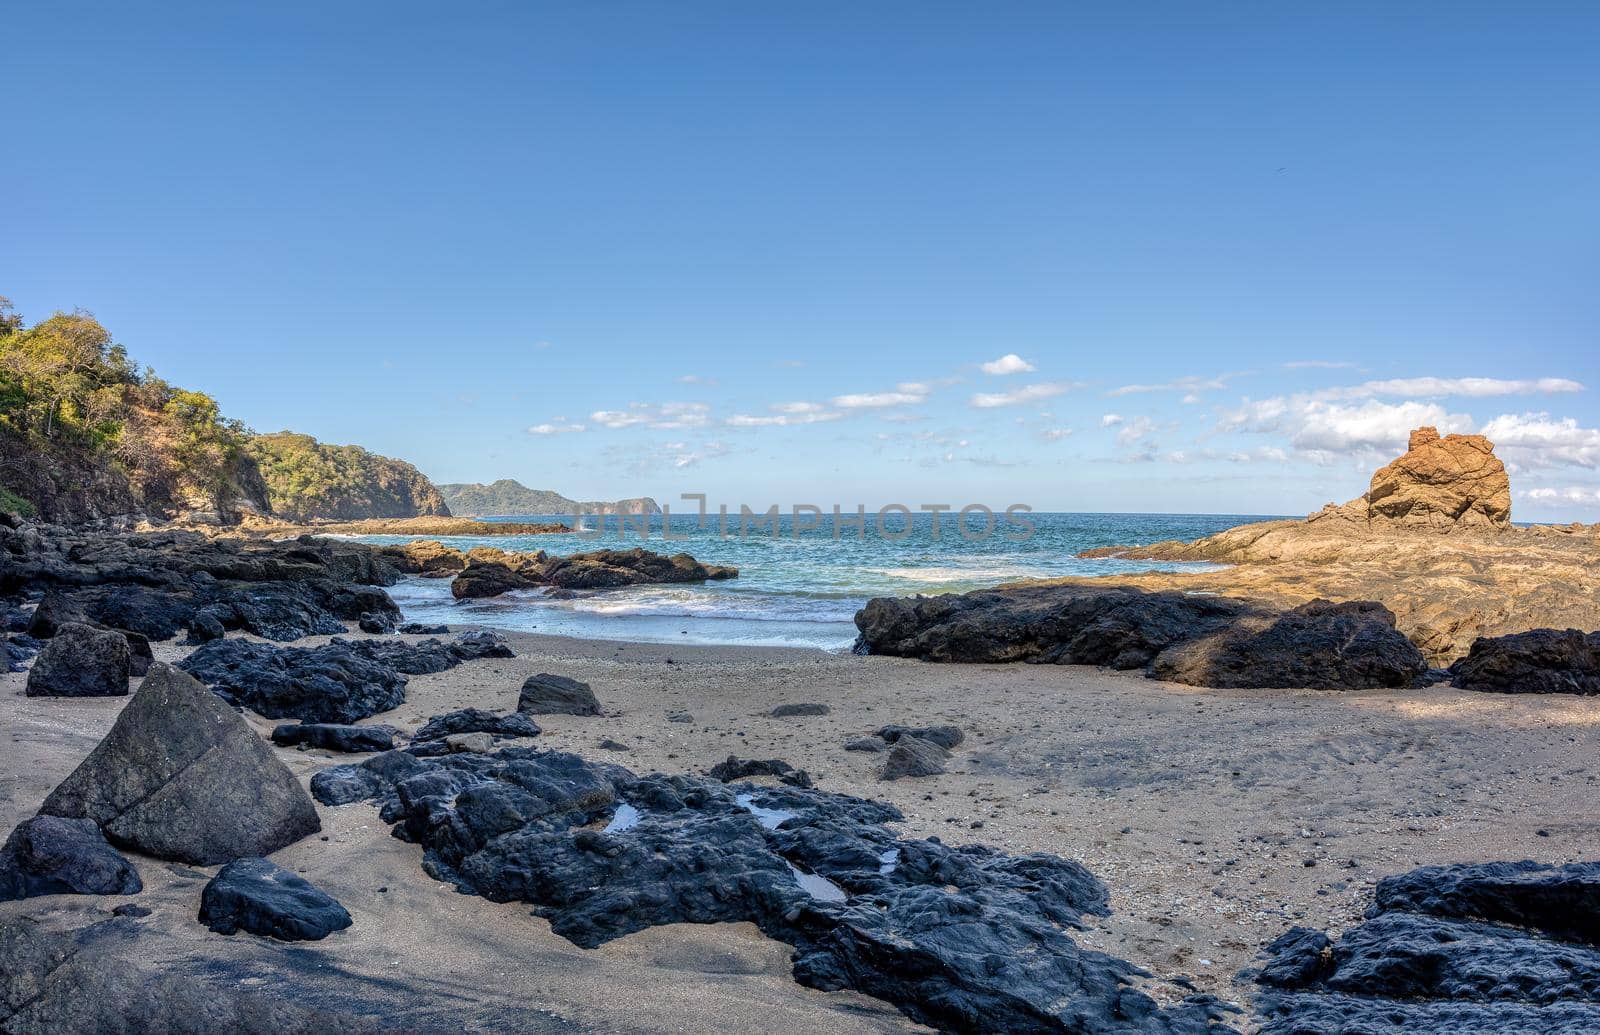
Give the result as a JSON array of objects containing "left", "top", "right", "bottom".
[{"left": 439, "top": 479, "right": 661, "bottom": 517}]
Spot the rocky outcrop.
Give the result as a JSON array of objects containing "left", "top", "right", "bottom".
[
  {"left": 177, "top": 632, "right": 513, "bottom": 723},
  {"left": 1366, "top": 426, "right": 1511, "bottom": 530},
  {"left": 438, "top": 479, "right": 662, "bottom": 518},
  {"left": 0, "top": 815, "right": 142, "bottom": 902},
  {"left": 1070, "top": 429, "right": 1598, "bottom": 664},
  {"left": 39, "top": 664, "right": 321, "bottom": 865},
  {"left": 1, "top": 521, "right": 403, "bottom": 644},
  {"left": 199, "top": 857, "right": 353, "bottom": 941},
  {"left": 378, "top": 538, "right": 469, "bottom": 576},
  {"left": 245, "top": 431, "right": 451, "bottom": 522},
  {"left": 1448, "top": 628, "right": 1600, "bottom": 695},
  {"left": 180, "top": 638, "right": 410, "bottom": 724},
  {"left": 451, "top": 547, "right": 737, "bottom": 599},
  {"left": 854, "top": 585, "right": 1427, "bottom": 690},
  {"left": 312, "top": 744, "right": 1236, "bottom": 1034},
  {"left": 23, "top": 621, "right": 130, "bottom": 697},
  {"left": 1254, "top": 859, "right": 1600, "bottom": 1032},
  {"left": 880, "top": 737, "right": 950, "bottom": 780},
  {"left": 517, "top": 673, "right": 600, "bottom": 716}
]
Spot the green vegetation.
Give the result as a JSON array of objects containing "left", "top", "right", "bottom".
[
  {"left": 0, "top": 296, "right": 261, "bottom": 520},
  {"left": 247, "top": 432, "right": 450, "bottom": 523}
]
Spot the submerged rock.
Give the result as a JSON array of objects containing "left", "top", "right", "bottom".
[
  {"left": 316, "top": 745, "right": 1236, "bottom": 1034},
  {"left": 517, "top": 673, "right": 600, "bottom": 716},
  {"left": 0, "top": 815, "right": 142, "bottom": 902},
  {"left": 23, "top": 621, "right": 131, "bottom": 698},
  {"left": 1449, "top": 628, "right": 1600, "bottom": 695},
  {"left": 199, "top": 857, "right": 352, "bottom": 941},
  {"left": 1254, "top": 858, "right": 1600, "bottom": 1033},
  {"left": 39, "top": 664, "right": 321, "bottom": 865}
]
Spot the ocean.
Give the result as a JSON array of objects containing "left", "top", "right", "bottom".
[{"left": 356, "top": 511, "right": 1278, "bottom": 651}]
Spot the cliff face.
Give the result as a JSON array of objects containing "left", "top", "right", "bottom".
[
  {"left": 440, "top": 479, "right": 660, "bottom": 517},
  {"left": 245, "top": 432, "right": 451, "bottom": 523}
]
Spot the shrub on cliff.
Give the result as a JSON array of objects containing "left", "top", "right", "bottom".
[{"left": 246, "top": 431, "right": 451, "bottom": 522}]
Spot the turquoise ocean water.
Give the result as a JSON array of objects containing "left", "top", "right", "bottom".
[{"left": 356, "top": 512, "right": 1278, "bottom": 651}]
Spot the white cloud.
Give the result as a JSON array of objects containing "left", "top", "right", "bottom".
[
  {"left": 1041, "top": 427, "right": 1074, "bottom": 441},
  {"left": 529, "top": 419, "right": 586, "bottom": 435},
  {"left": 725, "top": 409, "right": 843, "bottom": 427},
  {"left": 969, "top": 382, "right": 1068, "bottom": 408},
  {"left": 1353, "top": 377, "right": 1583, "bottom": 399},
  {"left": 772, "top": 401, "right": 825, "bottom": 414},
  {"left": 1115, "top": 415, "right": 1158, "bottom": 447},
  {"left": 677, "top": 374, "right": 718, "bottom": 386},
  {"left": 591, "top": 402, "right": 712, "bottom": 430},
  {"left": 1479, "top": 413, "right": 1600, "bottom": 469},
  {"left": 1219, "top": 396, "right": 1475, "bottom": 458},
  {"left": 1101, "top": 414, "right": 1124, "bottom": 427},
  {"left": 1108, "top": 373, "right": 1241, "bottom": 397},
  {"left": 834, "top": 383, "right": 930, "bottom": 409},
  {"left": 1523, "top": 486, "right": 1600, "bottom": 506},
  {"left": 979, "top": 353, "right": 1035, "bottom": 375}
]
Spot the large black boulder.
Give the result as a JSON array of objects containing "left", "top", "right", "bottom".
[
  {"left": 1254, "top": 858, "right": 1600, "bottom": 1032},
  {"left": 24, "top": 621, "right": 131, "bottom": 697},
  {"left": 0, "top": 815, "right": 142, "bottom": 902},
  {"left": 179, "top": 638, "right": 409, "bottom": 723},
  {"left": 1449, "top": 628, "right": 1600, "bottom": 695},
  {"left": 856, "top": 585, "right": 1428, "bottom": 690},
  {"left": 39, "top": 663, "right": 321, "bottom": 865},
  {"left": 199, "top": 857, "right": 352, "bottom": 941},
  {"left": 518, "top": 673, "right": 600, "bottom": 716}
]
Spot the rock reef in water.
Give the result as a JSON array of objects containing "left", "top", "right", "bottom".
[
  {"left": 1254, "top": 859, "right": 1600, "bottom": 1033},
  {"left": 854, "top": 585, "right": 1427, "bottom": 690},
  {"left": 313, "top": 744, "right": 1237, "bottom": 1034},
  {"left": 451, "top": 546, "right": 737, "bottom": 599},
  {"left": 39, "top": 664, "right": 321, "bottom": 865},
  {"left": 1066, "top": 428, "right": 1598, "bottom": 665}
]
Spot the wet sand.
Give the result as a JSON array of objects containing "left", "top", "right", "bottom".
[{"left": 6, "top": 628, "right": 1599, "bottom": 1029}]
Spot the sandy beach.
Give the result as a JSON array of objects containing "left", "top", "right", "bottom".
[{"left": 7, "top": 625, "right": 1598, "bottom": 1029}]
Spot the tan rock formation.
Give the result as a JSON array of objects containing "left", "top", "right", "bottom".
[
  {"left": 1069, "top": 428, "right": 1597, "bottom": 664},
  {"left": 1364, "top": 426, "right": 1510, "bottom": 530}
]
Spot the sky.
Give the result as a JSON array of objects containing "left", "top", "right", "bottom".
[{"left": 4, "top": 1, "right": 1597, "bottom": 519}]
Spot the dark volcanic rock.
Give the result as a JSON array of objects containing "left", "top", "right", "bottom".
[
  {"left": 413, "top": 708, "right": 542, "bottom": 743},
  {"left": 770, "top": 703, "right": 830, "bottom": 718},
  {"left": 518, "top": 673, "right": 600, "bottom": 716},
  {"left": 179, "top": 638, "right": 409, "bottom": 723},
  {"left": 24, "top": 590, "right": 85, "bottom": 637},
  {"left": 121, "top": 629, "right": 154, "bottom": 676},
  {"left": 358, "top": 610, "right": 396, "bottom": 634},
  {"left": 317, "top": 746, "right": 1236, "bottom": 1034},
  {"left": 451, "top": 546, "right": 738, "bottom": 600},
  {"left": 199, "top": 857, "right": 352, "bottom": 941},
  {"left": 1150, "top": 599, "right": 1427, "bottom": 690},
  {"left": 857, "top": 584, "right": 1428, "bottom": 690},
  {"left": 880, "top": 736, "right": 950, "bottom": 780},
  {"left": 39, "top": 663, "right": 321, "bottom": 865},
  {"left": 0, "top": 815, "right": 142, "bottom": 902},
  {"left": 399, "top": 622, "right": 450, "bottom": 634},
  {"left": 1449, "top": 628, "right": 1600, "bottom": 695},
  {"left": 844, "top": 737, "right": 887, "bottom": 753},
  {"left": 876, "top": 724, "right": 964, "bottom": 750},
  {"left": 4, "top": 632, "right": 40, "bottom": 672},
  {"left": 23, "top": 621, "right": 131, "bottom": 698},
  {"left": 707, "top": 757, "right": 814, "bottom": 788},
  {"left": 271, "top": 723, "right": 399, "bottom": 753},
  {"left": 310, "top": 750, "right": 430, "bottom": 806},
  {"left": 1253, "top": 858, "right": 1600, "bottom": 1033}
]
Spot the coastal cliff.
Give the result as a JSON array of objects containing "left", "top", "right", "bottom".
[
  {"left": 439, "top": 479, "right": 660, "bottom": 517},
  {"left": 245, "top": 432, "right": 451, "bottom": 523}
]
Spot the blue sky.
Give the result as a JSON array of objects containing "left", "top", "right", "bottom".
[{"left": 4, "top": 1, "right": 1597, "bottom": 518}]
